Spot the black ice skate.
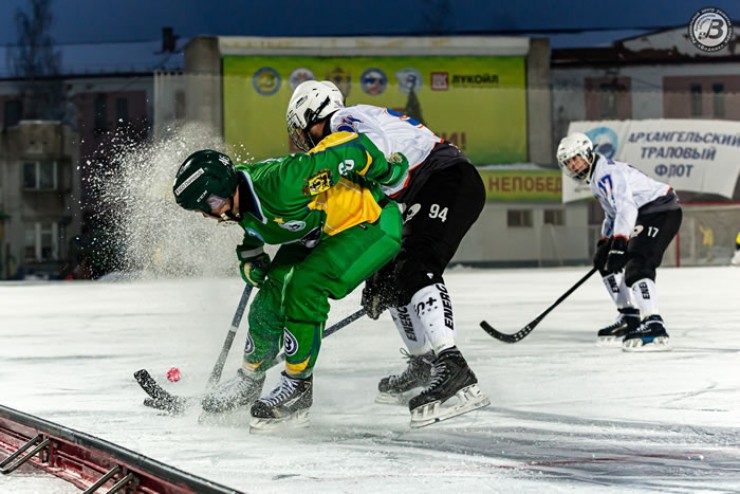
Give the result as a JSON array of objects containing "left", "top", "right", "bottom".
[
  {"left": 249, "top": 371, "right": 313, "bottom": 432},
  {"left": 622, "top": 315, "right": 670, "bottom": 352},
  {"left": 597, "top": 307, "right": 641, "bottom": 345},
  {"left": 408, "top": 347, "right": 490, "bottom": 428},
  {"left": 376, "top": 349, "right": 434, "bottom": 405},
  {"left": 201, "top": 368, "right": 265, "bottom": 413}
]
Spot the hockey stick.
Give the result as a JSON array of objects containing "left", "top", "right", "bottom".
[
  {"left": 480, "top": 267, "right": 598, "bottom": 343},
  {"left": 136, "top": 308, "right": 367, "bottom": 413},
  {"left": 134, "top": 284, "right": 252, "bottom": 413},
  {"left": 208, "top": 284, "right": 253, "bottom": 387},
  {"left": 269, "top": 308, "right": 366, "bottom": 367}
]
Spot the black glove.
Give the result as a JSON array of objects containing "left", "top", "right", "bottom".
[
  {"left": 361, "top": 268, "right": 397, "bottom": 320},
  {"left": 604, "top": 236, "right": 628, "bottom": 274},
  {"left": 593, "top": 237, "right": 611, "bottom": 270}
]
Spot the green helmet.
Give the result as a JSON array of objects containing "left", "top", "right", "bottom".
[{"left": 172, "top": 150, "right": 238, "bottom": 213}]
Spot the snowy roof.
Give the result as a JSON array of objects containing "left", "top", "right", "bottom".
[{"left": 0, "top": 39, "right": 185, "bottom": 79}]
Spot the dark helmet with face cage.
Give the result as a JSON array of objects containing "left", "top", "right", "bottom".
[{"left": 172, "top": 149, "right": 238, "bottom": 213}]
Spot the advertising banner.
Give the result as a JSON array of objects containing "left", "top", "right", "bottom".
[
  {"left": 222, "top": 55, "right": 527, "bottom": 165},
  {"left": 479, "top": 168, "right": 562, "bottom": 202},
  {"left": 563, "top": 120, "right": 740, "bottom": 202}
]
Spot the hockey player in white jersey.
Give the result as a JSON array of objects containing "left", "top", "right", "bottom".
[
  {"left": 286, "top": 80, "right": 490, "bottom": 426},
  {"left": 557, "top": 132, "right": 683, "bottom": 351}
]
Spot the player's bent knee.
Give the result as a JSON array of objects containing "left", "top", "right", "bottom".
[{"left": 625, "top": 262, "right": 655, "bottom": 287}]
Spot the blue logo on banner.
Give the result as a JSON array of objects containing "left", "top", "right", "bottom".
[{"left": 587, "top": 127, "right": 618, "bottom": 159}]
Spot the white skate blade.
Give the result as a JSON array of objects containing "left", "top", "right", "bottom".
[
  {"left": 622, "top": 336, "right": 671, "bottom": 352},
  {"left": 596, "top": 335, "right": 624, "bottom": 347},
  {"left": 249, "top": 410, "right": 310, "bottom": 433},
  {"left": 375, "top": 390, "right": 416, "bottom": 405},
  {"left": 409, "top": 384, "right": 490, "bottom": 428}
]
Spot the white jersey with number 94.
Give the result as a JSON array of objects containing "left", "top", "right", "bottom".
[{"left": 328, "top": 104, "right": 442, "bottom": 197}]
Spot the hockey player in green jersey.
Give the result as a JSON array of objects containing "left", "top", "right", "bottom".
[{"left": 172, "top": 132, "right": 407, "bottom": 430}]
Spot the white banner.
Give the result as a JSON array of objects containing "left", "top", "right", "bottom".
[{"left": 562, "top": 119, "right": 740, "bottom": 203}]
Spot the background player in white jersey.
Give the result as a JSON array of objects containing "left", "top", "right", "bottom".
[
  {"left": 557, "top": 132, "right": 682, "bottom": 351},
  {"left": 286, "top": 80, "right": 490, "bottom": 425}
]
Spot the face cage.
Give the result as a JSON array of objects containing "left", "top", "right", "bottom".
[
  {"left": 197, "top": 194, "right": 236, "bottom": 223},
  {"left": 288, "top": 123, "right": 313, "bottom": 151},
  {"left": 561, "top": 153, "right": 592, "bottom": 183},
  {"left": 205, "top": 194, "right": 228, "bottom": 212}
]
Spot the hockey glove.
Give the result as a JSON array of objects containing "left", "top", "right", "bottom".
[
  {"left": 604, "top": 236, "right": 628, "bottom": 274},
  {"left": 361, "top": 269, "right": 397, "bottom": 320},
  {"left": 377, "top": 152, "right": 410, "bottom": 188},
  {"left": 236, "top": 246, "right": 271, "bottom": 288},
  {"left": 593, "top": 237, "right": 611, "bottom": 270}
]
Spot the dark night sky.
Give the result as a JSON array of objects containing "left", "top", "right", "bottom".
[{"left": 0, "top": 0, "right": 738, "bottom": 46}]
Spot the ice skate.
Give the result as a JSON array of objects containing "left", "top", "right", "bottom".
[
  {"left": 597, "top": 307, "right": 640, "bottom": 346},
  {"left": 376, "top": 349, "right": 434, "bottom": 405},
  {"left": 622, "top": 315, "right": 670, "bottom": 352},
  {"left": 249, "top": 371, "right": 313, "bottom": 432},
  {"left": 408, "top": 347, "right": 490, "bottom": 428},
  {"left": 201, "top": 368, "right": 265, "bottom": 413}
]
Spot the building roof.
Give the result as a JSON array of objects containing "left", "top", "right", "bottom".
[{"left": 0, "top": 39, "right": 185, "bottom": 79}]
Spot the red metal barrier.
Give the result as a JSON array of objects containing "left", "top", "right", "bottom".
[{"left": 0, "top": 404, "right": 243, "bottom": 494}]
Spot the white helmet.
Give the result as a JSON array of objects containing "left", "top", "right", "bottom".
[
  {"left": 286, "top": 80, "right": 345, "bottom": 151},
  {"left": 557, "top": 132, "right": 595, "bottom": 183}
]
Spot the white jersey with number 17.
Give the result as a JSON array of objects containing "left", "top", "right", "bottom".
[{"left": 590, "top": 155, "right": 671, "bottom": 239}]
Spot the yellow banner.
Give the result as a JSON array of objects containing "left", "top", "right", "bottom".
[
  {"left": 223, "top": 55, "right": 527, "bottom": 164},
  {"left": 479, "top": 169, "right": 562, "bottom": 202}
]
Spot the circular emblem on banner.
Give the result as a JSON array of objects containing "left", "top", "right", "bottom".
[
  {"left": 326, "top": 67, "right": 351, "bottom": 99},
  {"left": 689, "top": 8, "right": 733, "bottom": 52},
  {"left": 586, "top": 127, "right": 618, "bottom": 159},
  {"left": 253, "top": 67, "right": 281, "bottom": 95},
  {"left": 289, "top": 68, "right": 315, "bottom": 90},
  {"left": 360, "top": 68, "right": 388, "bottom": 96},
  {"left": 396, "top": 68, "right": 423, "bottom": 94}
]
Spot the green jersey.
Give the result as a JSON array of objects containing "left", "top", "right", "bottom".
[{"left": 234, "top": 132, "right": 404, "bottom": 254}]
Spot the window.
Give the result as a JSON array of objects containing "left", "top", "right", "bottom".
[
  {"left": 24, "top": 222, "right": 59, "bottom": 261},
  {"left": 4, "top": 99, "right": 22, "bottom": 128},
  {"left": 690, "top": 84, "right": 702, "bottom": 116},
  {"left": 507, "top": 209, "right": 533, "bottom": 228},
  {"left": 94, "top": 93, "right": 107, "bottom": 131},
  {"left": 544, "top": 209, "right": 565, "bottom": 226},
  {"left": 599, "top": 83, "right": 618, "bottom": 119},
  {"left": 116, "top": 97, "right": 129, "bottom": 127},
  {"left": 24, "top": 226, "right": 36, "bottom": 261},
  {"left": 712, "top": 83, "right": 725, "bottom": 118},
  {"left": 22, "top": 161, "right": 58, "bottom": 190},
  {"left": 175, "top": 90, "right": 186, "bottom": 120}
]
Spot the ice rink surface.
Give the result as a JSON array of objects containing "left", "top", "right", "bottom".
[{"left": 1, "top": 266, "right": 739, "bottom": 493}]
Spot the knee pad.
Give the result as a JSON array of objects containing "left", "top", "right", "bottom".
[
  {"left": 393, "top": 254, "right": 444, "bottom": 306},
  {"left": 624, "top": 260, "right": 655, "bottom": 287}
]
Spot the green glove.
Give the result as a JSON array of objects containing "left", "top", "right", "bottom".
[
  {"left": 236, "top": 245, "right": 271, "bottom": 287},
  {"left": 377, "top": 152, "right": 410, "bottom": 188}
]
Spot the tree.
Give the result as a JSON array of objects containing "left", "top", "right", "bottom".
[
  {"left": 10, "top": 0, "right": 64, "bottom": 120},
  {"left": 404, "top": 87, "right": 426, "bottom": 127}
]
